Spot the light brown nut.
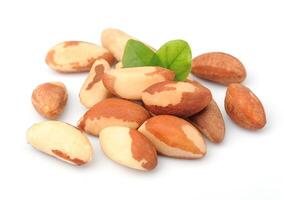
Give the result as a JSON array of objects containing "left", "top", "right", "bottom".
[
  {"left": 192, "top": 52, "right": 246, "bottom": 85},
  {"left": 45, "top": 41, "right": 115, "bottom": 73},
  {"left": 26, "top": 121, "right": 93, "bottom": 165},
  {"left": 78, "top": 98, "right": 151, "bottom": 136},
  {"left": 190, "top": 100, "right": 225, "bottom": 143},
  {"left": 102, "top": 67, "right": 175, "bottom": 100},
  {"left": 138, "top": 115, "right": 207, "bottom": 159},
  {"left": 225, "top": 83, "right": 266, "bottom": 130},
  {"left": 142, "top": 80, "right": 212, "bottom": 117},
  {"left": 32, "top": 82, "right": 68, "bottom": 119},
  {"left": 101, "top": 28, "right": 134, "bottom": 61},
  {"left": 79, "top": 59, "right": 112, "bottom": 108},
  {"left": 99, "top": 126, "right": 157, "bottom": 171}
]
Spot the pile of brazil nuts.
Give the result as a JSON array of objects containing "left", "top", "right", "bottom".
[{"left": 27, "top": 28, "right": 267, "bottom": 171}]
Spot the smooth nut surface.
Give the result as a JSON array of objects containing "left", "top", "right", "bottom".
[
  {"left": 192, "top": 52, "right": 246, "bottom": 85},
  {"left": 225, "top": 83, "right": 266, "bottom": 130},
  {"left": 79, "top": 59, "right": 112, "bottom": 108},
  {"left": 99, "top": 126, "right": 157, "bottom": 171},
  {"left": 78, "top": 98, "right": 150, "bottom": 136},
  {"left": 27, "top": 121, "right": 93, "bottom": 165},
  {"left": 138, "top": 115, "right": 206, "bottom": 159},
  {"left": 115, "top": 61, "right": 123, "bottom": 69},
  {"left": 102, "top": 67, "right": 175, "bottom": 100},
  {"left": 142, "top": 80, "right": 212, "bottom": 117},
  {"left": 46, "top": 41, "right": 115, "bottom": 73},
  {"left": 101, "top": 28, "right": 133, "bottom": 61},
  {"left": 32, "top": 82, "right": 67, "bottom": 119},
  {"left": 190, "top": 100, "right": 225, "bottom": 143}
]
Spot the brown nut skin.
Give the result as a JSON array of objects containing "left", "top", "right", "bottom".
[
  {"left": 45, "top": 41, "right": 115, "bottom": 73},
  {"left": 99, "top": 126, "right": 157, "bottom": 171},
  {"left": 142, "top": 80, "right": 212, "bottom": 117},
  {"left": 102, "top": 67, "right": 175, "bottom": 100},
  {"left": 32, "top": 82, "right": 68, "bottom": 119},
  {"left": 78, "top": 98, "right": 151, "bottom": 136},
  {"left": 189, "top": 100, "right": 225, "bottom": 143},
  {"left": 192, "top": 52, "right": 246, "bottom": 85},
  {"left": 138, "top": 115, "right": 207, "bottom": 159},
  {"left": 225, "top": 83, "right": 266, "bottom": 130},
  {"left": 27, "top": 121, "right": 93, "bottom": 166},
  {"left": 79, "top": 59, "right": 112, "bottom": 108}
]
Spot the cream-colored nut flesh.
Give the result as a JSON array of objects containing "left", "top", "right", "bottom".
[
  {"left": 101, "top": 28, "right": 134, "bottom": 61},
  {"left": 142, "top": 80, "right": 212, "bottom": 117},
  {"left": 99, "top": 126, "right": 157, "bottom": 171},
  {"left": 32, "top": 82, "right": 68, "bottom": 119},
  {"left": 102, "top": 67, "right": 175, "bottom": 100},
  {"left": 138, "top": 115, "right": 206, "bottom": 159},
  {"left": 142, "top": 81, "right": 196, "bottom": 107},
  {"left": 78, "top": 98, "right": 150, "bottom": 136},
  {"left": 115, "top": 62, "right": 123, "bottom": 69},
  {"left": 26, "top": 121, "right": 93, "bottom": 165},
  {"left": 79, "top": 59, "right": 112, "bottom": 108},
  {"left": 45, "top": 41, "right": 115, "bottom": 73}
]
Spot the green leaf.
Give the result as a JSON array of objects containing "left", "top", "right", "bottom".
[
  {"left": 122, "top": 39, "right": 162, "bottom": 67},
  {"left": 156, "top": 40, "right": 191, "bottom": 81}
]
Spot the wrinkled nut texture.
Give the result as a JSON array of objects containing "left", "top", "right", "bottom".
[
  {"left": 138, "top": 115, "right": 206, "bottom": 159},
  {"left": 46, "top": 41, "right": 115, "bottom": 73},
  {"left": 26, "top": 121, "right": 93, "bottom": 165},
  {"left": 32, "top": 82, "right": 67, "bottom": 119},
  {"left": 225, "top": 83, "right": 266, "bottom": 130},
  {"left": 192, "top": 52, "right": 246, "bottom": 85},
  {"left": 101, "top": 28, "right": 133, "bottom": 61},
  {"left": 190, "top": 100, "right": 225, "bottom": 143},
  {"left": 78, "top": 98, "right": 150, "bottom": 136},
  {"left": 99, "top": 126, "right": 157, "bottom": 171},
  {"left": 142, "top": 80, "right": 212, "bottom": 117},
  {"left": 103, "top": 67, "right": 175, "bottom": 100},
  {"left": 79, "top": 59, "right": 112, "bottom": 108}
]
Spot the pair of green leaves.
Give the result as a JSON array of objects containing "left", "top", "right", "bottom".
[{"left": 122, "top": 39, "right": 192, "bottom": 81}]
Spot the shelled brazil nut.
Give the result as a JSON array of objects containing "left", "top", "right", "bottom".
[
  {"left": 142, "top": 80, "right": 212, "bottom": 117},
  {"left": 79, "top": 59, "right": 112, "bottom": 108},
  {"left": 46, "top": 41, "right": 115, "bottom": 73},
  {"left": 27, "top": 121, "right": 93, "bottom": 165},
  {"left": 32, "top": 82, "right": 68, "bottom": 119},
  {"left": 192, "top": 52, "right": 246, "bottom": 85},
  {"left": 99, "top": 126, "right": 157, "bottom": 171},
  {"left": 102, "top": 67, "right": 175, "bottom": 100},
  {"left": 225, "top": 83, "right": 266, "bottom": 130},
  {"left": 138, "top": 115, "right": 207, "bottom": 159},
  {"left": 78, "top": 98, "right": 150, "bottom": 136}
]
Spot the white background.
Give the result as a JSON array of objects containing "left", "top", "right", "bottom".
[{"left": 0, "top": 0, "right": 283, "bottom": 199}]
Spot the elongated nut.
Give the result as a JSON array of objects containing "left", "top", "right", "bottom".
[
  {"left": 225, "top": 83, "right": 266, "bottom": 130},
  {"left": 101, "top": 28, "right": 133, "bottom": 61},
  {"left": 32, "top": 82, "right": 67, "bottom": 119},
  {"left": 26, "top": 121, "right": 93, "bottom": 165},
  {"left": 100, "top": 126, "right": 157, "bottom": 171},
  {"left": 46, "top": 41, "right": 115, "bottom": 73},
  {"left": 142, "top": 80, "right": 212, "bottom": 117},
  {"left": 192, "top": 52, "right": 246, "bottom": 85},
  {"left": 190, "top": 100, "right": 225, "bottom": 143},
  {"left": 78, "top": 98, "right": 150, "bottom": 136},
  {"left": 79, "top": 59, "right": 112, "bottom": 108},
  {"left": 102, "top": 67, "right": 175, "bottom": 100},
  {"left": 138, "top": 115, "right": 206, "bottom": 159}
]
